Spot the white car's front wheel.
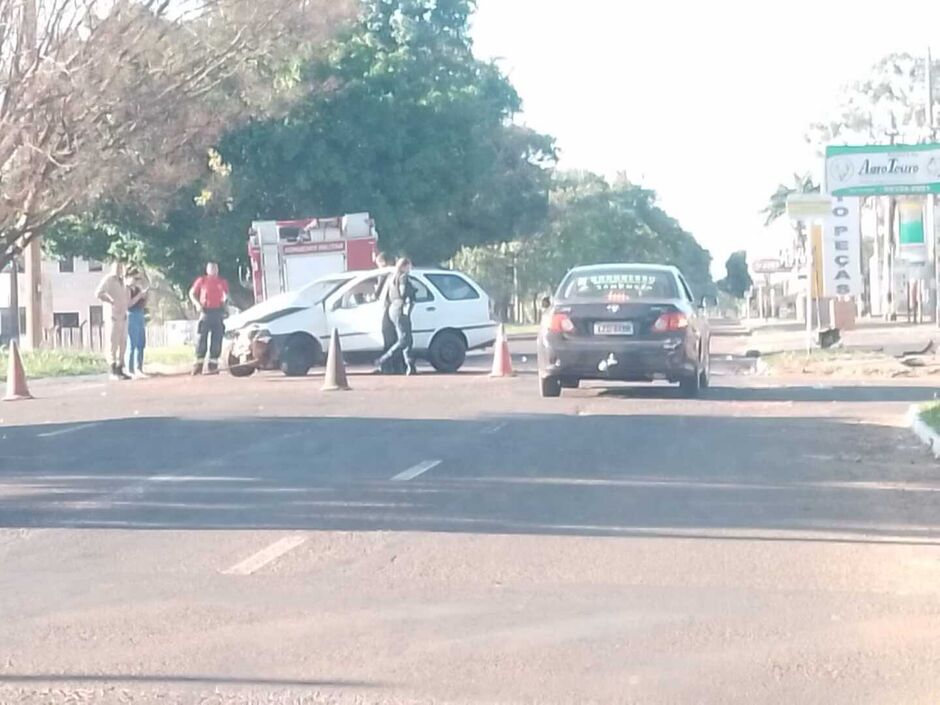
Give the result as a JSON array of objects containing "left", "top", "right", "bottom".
[
  {"left": 280, "top": 333, "right": 321, "bottom": 377},
  {"left": 428, "top": 330, "right": 467, "bottom": 374}
]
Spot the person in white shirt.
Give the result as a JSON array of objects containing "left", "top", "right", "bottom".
[{"left": 95, "top": 261, "right": 131, "bottom": 381}]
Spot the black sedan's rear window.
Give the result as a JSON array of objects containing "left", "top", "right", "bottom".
[{"left": 558, "top": 269, "right": 677, "bottom": 302}]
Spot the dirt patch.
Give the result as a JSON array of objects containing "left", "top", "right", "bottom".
[{"left": 763, "top": 350, "right": 940, "bottom": 378}]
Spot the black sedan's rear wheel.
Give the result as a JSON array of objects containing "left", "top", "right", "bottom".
[
  {"left": 540, "top": 376, "right": 562, "bottom": 398},
  {"left": 679, "top": 369, "right": 701, "bottom": 398},
  {"left": 699, "top": 350, "right": 711, "bottom": 389}
]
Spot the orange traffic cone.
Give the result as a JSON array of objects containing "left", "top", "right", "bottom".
[
  {"left": 322, "top": 328, "right": 350, "bottom": 391},
  {"left": 490, "top": 324, "right": 514, "bottom": 377},
  {"left": 3, "top": 340, "right": 33, "bottom": 401}
]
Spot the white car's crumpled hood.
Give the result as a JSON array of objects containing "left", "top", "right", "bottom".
[{"left": 225, "top": 290, "right": 312, "bottom": 332}]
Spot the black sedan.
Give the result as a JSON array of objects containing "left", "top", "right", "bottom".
[{"left": 537, "top": 264, "right": 712, "bottom": 398}]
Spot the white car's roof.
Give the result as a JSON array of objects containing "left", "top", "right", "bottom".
[{"left": 312, "top": 267, "right": 469, "bottom": 282}]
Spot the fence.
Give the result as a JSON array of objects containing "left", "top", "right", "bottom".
[{"left": 42, "top": 320, "right": 197, "bottom": 352}]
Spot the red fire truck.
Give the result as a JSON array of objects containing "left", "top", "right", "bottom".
[{"left": 247, "top": 212, "right": 378, "bottom": 303}]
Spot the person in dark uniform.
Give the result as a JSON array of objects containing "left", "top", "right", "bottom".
[
  {"left": 374, "top": 252, "right": 405, "bottom": 375},
  {"left": 376, "top": 257, "right": 417, "bottom": 375}
]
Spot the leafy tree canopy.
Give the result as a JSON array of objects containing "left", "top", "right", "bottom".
[
  {"left": 47, "top": 0, "right": 556, "bottom": 293},
  {"left": 453, "top": 171, "right": 715, "bottom": 320},
  {"left": 717, "top": 250, "right": 752, "bottom": 299}
]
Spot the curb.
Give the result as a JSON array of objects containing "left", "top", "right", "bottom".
[{"left": 906, "top": 404, "right": 940, "bottom": 459}]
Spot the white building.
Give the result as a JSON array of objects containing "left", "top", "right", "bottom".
[{"left": 0, "top": 256, "right": 107, "bottom": 344}]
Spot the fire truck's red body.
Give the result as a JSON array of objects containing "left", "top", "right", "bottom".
[{"left": 247, "top": 213, "right": 378, "bottom": 303}]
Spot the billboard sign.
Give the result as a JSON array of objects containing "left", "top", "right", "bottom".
[
  {"left": 751, "top": 258, "right": 786, "bottom": 274},
  {"left": 897, "top": 198, "right": 927, "bottom": 262},
  {"left": 786, "top": 193, "right": 832, "bottom": 221},
  {"left": 825, "top": 143, "right": 940, "bottom": 196}
]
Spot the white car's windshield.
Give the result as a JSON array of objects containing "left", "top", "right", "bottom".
[{"left": 301, "top": 276, "right": 354, "bottom": 303}]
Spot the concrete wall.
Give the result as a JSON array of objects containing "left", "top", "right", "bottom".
[{"left": 1, "top": 257, "right": 105, "bottom": 338}]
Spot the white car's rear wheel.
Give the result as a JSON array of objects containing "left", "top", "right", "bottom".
[{"left": 428, "top": 330, "right": 467, "bottom": 373}]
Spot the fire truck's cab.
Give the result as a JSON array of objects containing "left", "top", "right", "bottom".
[{"left": 247, "top": 212, "right": 378, "bottom": 303}]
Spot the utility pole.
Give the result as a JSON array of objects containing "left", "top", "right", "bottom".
[
  {"left": 8, "top": 252, "right": 20, "bottom": 342},
  {"left": 22, "top": 0, "right": 43, "bottom": 350},
  {"left": 24, "top": 236, "right": 42, "bottom": 349},
  {"left": 883, "top": 125, "right": 899, "bottom": 321},
  {"left": 927, "top": 46, "right": 940, "bottom": 327}
]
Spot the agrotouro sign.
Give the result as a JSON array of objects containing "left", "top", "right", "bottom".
[{"left": 825, "top": 143, "right": 940, "bottom": 196}]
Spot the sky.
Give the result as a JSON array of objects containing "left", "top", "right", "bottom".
[{"left": 471, "top": 0, "right": 940, "bottom": 275}]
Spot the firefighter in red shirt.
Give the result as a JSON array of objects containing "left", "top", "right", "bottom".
[{"left": 189, "top": 262, "right": 229, "bottom": 375}]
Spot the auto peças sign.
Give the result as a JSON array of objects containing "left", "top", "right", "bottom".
[
  {"left": 822, "top": 197, "right": 862, "bottom": 298},
  {"left": 825, "top": 143, "right": 940, "bottom": 196}
]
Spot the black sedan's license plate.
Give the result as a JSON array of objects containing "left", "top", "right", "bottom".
[{"left": 594, "top": 321, "right": 634, "bottom": 336}]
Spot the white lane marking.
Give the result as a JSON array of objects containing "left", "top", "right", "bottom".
[
  {"left": 37, "top": 422, "right": 102, "bottom": 438},
  {"left": 222, "top": 535, "right": 308, "bottom": 576},
  {"left": 83, "top": 430, "right": 309, "bottom": 507},
  {"left": 481, "top": 422, "right": 507, "bottom": 435},
  {"left": 147, "top": 475, "right": 259, "bottom": 484},
  {"left": 392, "top": 459, "right": 442, "bottom": 482}
]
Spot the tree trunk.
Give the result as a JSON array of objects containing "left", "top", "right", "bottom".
[
  {"left": 8, "top": 255, "right": 20, "bottom": 342},
  {"left": 23, "top": 234, "right": 42, "bottom": 349},
  {"left": 883, "top": 197, "right": 896, "bottom": 319}
]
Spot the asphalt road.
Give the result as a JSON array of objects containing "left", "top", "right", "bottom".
[{"left": 2, "top": 347, "right": 940, "bottom": 704}]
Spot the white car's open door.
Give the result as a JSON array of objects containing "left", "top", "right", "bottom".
[{"left": 323, "top": 273, "right": 387, "bottom": 352}]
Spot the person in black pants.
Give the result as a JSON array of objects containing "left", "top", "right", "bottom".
[
  {"left": 189, "top": 262, "right": 230, "bottom": 375},
  {"left": 375, "top": 252, "right": 405, "bottom": 374},
  {"left": 376, "top": 257, "right": 417, "bottom": 375}
]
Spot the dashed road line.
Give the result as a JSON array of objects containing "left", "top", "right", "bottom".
[
  {"left": 222, "top": 535, "right": 308, "bottom": 575},
  {"left": 481, "top": 422, "right": 507, "bottom": 435},
  {"left": 37, "top": 422, "right": 102, "bottom": 438},
  {"left": 392, "top": 459, "right": 442, "bottom": 482}
]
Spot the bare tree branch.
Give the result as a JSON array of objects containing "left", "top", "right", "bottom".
[{"left": 0, "top": 0, "right": 357, "bottom": 259}]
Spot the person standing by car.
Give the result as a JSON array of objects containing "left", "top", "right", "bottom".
[
  {"left": 376, "top": 257, "right": 417, "bottom": 375},
  {"left": 189, "top": 262, "right": 229, "bottom": 375},
  {"left": 373, "top": 252, "right": 404, "bottom": 375},
  {"left": 125, "top": 269, "right": 149, "bottom": 378},
  {"left": 95, "top": 260, "right": 132, "bottom": 381}
]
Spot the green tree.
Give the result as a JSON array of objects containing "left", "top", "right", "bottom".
[
  {"left": 717, "top": 251, "right": 752, "bottom": 299},
  {"left": 47, "top": 0, "right": 556, "bottom": 292},
  {"left": 454, "top": 172, "right": 715, "bottom": 321},
  {"left": 806, "top": 53, "right": 939, "bottom": 150}
]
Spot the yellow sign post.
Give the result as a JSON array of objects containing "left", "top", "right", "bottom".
[{"left": 786, "top": 194, "right": 831, "bottom": 353}]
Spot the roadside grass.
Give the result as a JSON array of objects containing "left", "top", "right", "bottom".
[
  {"left": 505, "top": 323, "right": 539, "bottom": 336},
  {"left": 0, "top": 348, "right": 107, "bottom": 382},
  {"left": 920, "top": 402, "right": 940, "bottom": 434},
  {"left": 762, "top": 348, "right": 898, "bottom": 376},
  {"left": 144, "top": 345, "right": 192, "bottom": 366},
  {"left": 0, "top": 345, "right": 192, "bottom": 381},
  {"left": 763, "top": 348, "right": 886, "bottom": 364}
]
